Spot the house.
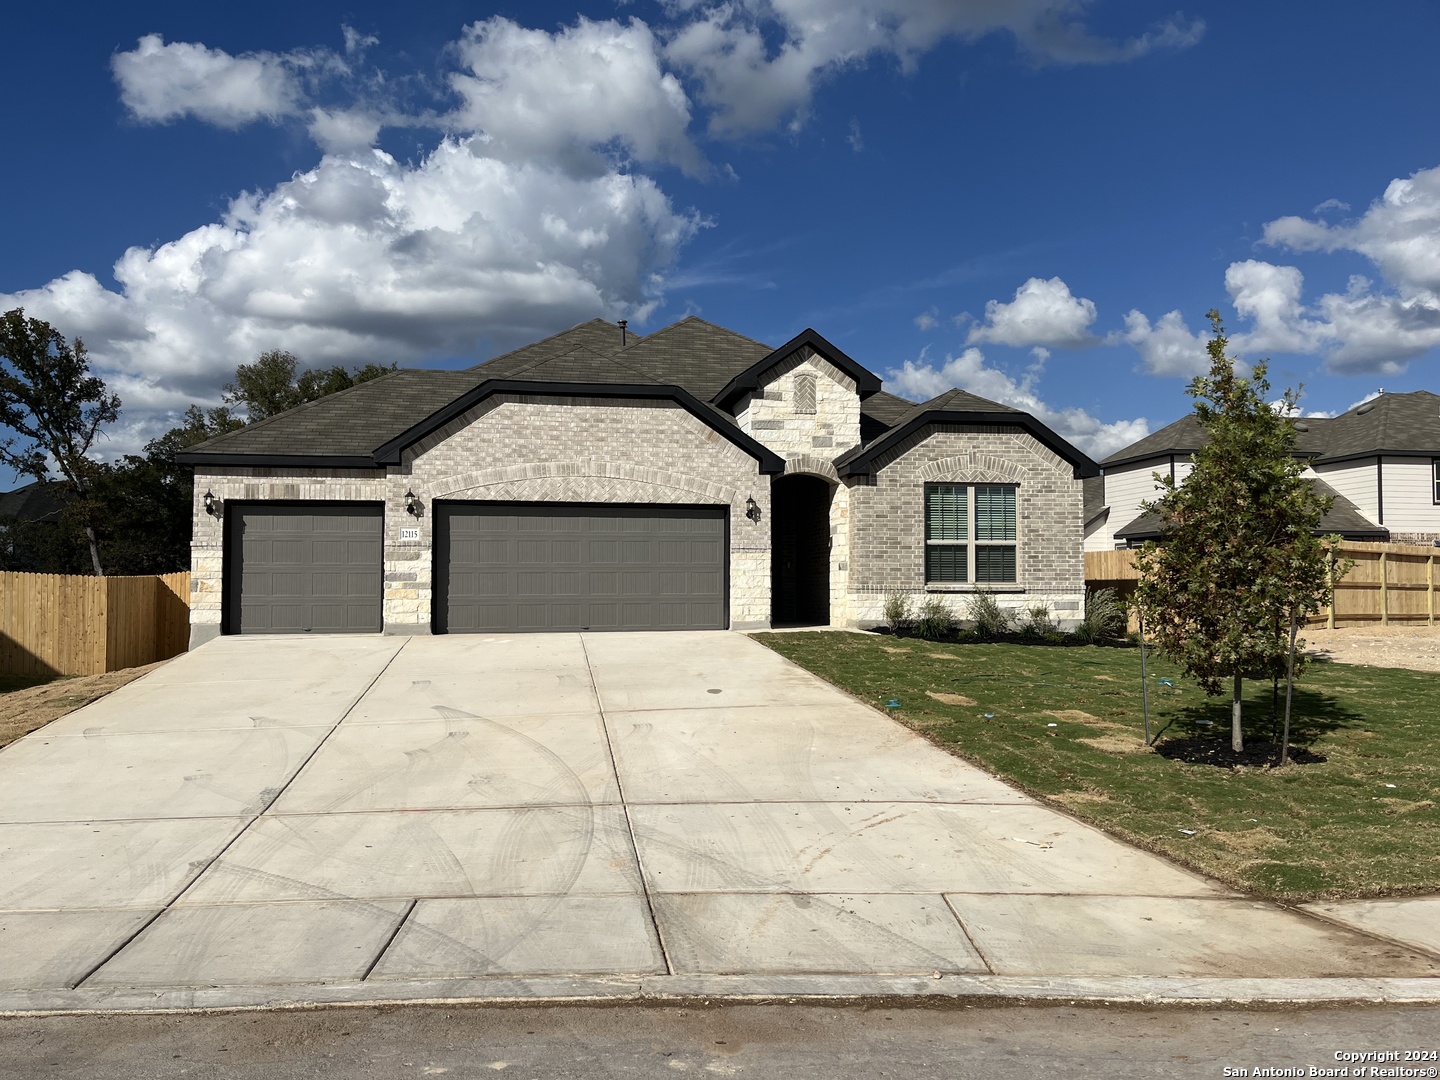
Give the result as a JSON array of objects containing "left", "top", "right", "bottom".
[
  {"left": 0, "top": 480, "right": 69, "bottom": 571},
  {"left": 1086, "top": 389, "right": 1440, "bottom": 551},
  {"left": 177, "top": 317, "right": 1098, "bottom": 645}
]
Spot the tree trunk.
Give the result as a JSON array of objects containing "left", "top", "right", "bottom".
[
  {"left": 1281, "top": 610, "right": 1299, "bottom": 766},
  {"left": 1231, "top": 674, "right": 1244, "bottom": 752},
  {"left": 84, "top": 523, "right": 105, "bottom": 577}
]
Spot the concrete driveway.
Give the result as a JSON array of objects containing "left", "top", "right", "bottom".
[{"left": 1, "top": 631, "right": 1436, "bottom": 1002}]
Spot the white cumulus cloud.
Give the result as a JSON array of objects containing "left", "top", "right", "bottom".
[
  {"left": 665, "top": 0, "right": 1203, "bottom": 137},
  {"left": 2, "top": 144, "right": 699, "bottom": 435},
  {"left": 1112, "top": 309, "right": 1209, "bottom": 377},
  {"left": 111, "top": 33, "right": 310, "bottom": 128},
  {"left": 884, "top": 345, "right": 1148, "bottom": 459},
  {"left": 447, "top": 17, "right": 703, "bottom": 176},
  {"left": 1256, "top": 163, "right": 1440, "bottom": 371},
  {"left": 966, "top": 276, "right": 1098, "bottom": 348}
]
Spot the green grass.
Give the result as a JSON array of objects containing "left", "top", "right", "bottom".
[{"left": 754, "top": 631, "right": 1440, "bottom": 902}]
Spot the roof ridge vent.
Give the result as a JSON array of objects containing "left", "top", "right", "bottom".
[{"left": 1356, "top": 402, "right": 1375, "bottom": 415}]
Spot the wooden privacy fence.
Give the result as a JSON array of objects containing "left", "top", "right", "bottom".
[
  {"left": 0, "top": 571, "right": 190, "bottom": 677},
  {"left": 1085, "top": 541, "right": 1439, "bottom": 629}
]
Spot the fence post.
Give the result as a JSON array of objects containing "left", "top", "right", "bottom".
[
  {"left": 1380, "top": 550, "right": 1389, "bottom": 627},
  {"left": 1326, "top": 557, "right": 1336, "bottom": 630},
  {"left": 1430, "top": 553, "right": 1435, "bottom": 628}
]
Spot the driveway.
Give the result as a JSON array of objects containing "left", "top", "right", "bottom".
[{"left": 1, "top": 631, "right": 1436, "bottom": 1001}]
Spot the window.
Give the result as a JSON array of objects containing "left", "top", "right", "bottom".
[
  {"left": 925, "top": 483, "right": 1018, "bottom": 584},
  {"left": 1433, "top": 459, "right": 1440, "bottom": 505},
  {"left": 794, "top": 374, "right": 817, "bottom": 415}
]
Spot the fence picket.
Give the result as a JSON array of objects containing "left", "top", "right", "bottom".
[{"left": 0, "top": 571, "right": 191, "bottom": 676}]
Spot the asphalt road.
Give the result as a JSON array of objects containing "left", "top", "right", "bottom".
[{"left": 2, "top": 1003, "right": 1437, "bottom": 1079}]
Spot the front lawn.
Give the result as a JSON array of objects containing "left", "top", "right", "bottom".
[{"left": 754, "top": 631, "right": 1440, "bottom": 902}]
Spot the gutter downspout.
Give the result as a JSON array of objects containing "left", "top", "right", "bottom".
[{"left": 1377, "top": 456, "right": 1384, "bottom": 525}]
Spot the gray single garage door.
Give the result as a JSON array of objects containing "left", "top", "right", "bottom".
[
  {"left": 436, "top": 503, "right": 727, "bottom": 633},
  {"left": 226, "top": 503, "right": 383, "bottom": 634}
]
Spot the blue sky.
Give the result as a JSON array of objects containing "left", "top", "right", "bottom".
[{"left": 3, "top": 0, "right": 1439, "bottom": 476}]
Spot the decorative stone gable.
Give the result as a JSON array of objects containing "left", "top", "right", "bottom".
[{"left": 735, "top": 346, "right": 861, "bottom": 460}]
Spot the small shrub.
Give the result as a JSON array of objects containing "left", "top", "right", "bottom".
[
  {"left": 965, "top": 589, "right": 1014, "bottom": 640},
  {"left": 1073, "top": 587, "right": 1125, "bottom": 644},
  {"left": 915, "top": 596, "right": 958, "bottom": 641},
  {"left": 882, "top": 590, "right": 915, "bottom": 636},
  {"left": 1020, "top": 603, "right": 1055, "bottom": 638}
]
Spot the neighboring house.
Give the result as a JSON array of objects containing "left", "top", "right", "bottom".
[
  {"left": 1086, "top": 389, "right": 1440, "bottom": 551},
  {"left": 177, "top": 317, "right": 1098, "bottom": 644},
  {"left": 0, "top": 480, "right": 69, "bottom": 571}
]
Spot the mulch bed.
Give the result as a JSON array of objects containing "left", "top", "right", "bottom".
[{"left": 1154, "top": 734, "right": 1328, "bottom": 768}]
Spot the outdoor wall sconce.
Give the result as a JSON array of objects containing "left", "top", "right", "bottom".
[
  {"left": 404, "top": 489, "right": 423, "bottom": 517},
  {"left": 203, "top": 490, "right": 220, "bottom": 518},
  {"left": 745, "top": 495, "right": 762, "bottom": 523}
]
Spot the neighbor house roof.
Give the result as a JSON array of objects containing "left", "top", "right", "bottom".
[
  {"left": 1310, "top": 389, "right": 1440, "bottom": 463},
  {"left": 0, "top": 480, "right": 68, "bottom": 523},
  {"left": 1113, "top": 478, "right": 1388, "bottom": 542},
  {"left": 1101, "top": 389, "right": 1440, "bottom": 469},
  {"left": 835, "top": 387, "right": 1100, "bottom": 479}
]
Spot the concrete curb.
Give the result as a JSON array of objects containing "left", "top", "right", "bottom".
[{"left": 4, "top": 975, "right": 1440, "bottom": 1016}]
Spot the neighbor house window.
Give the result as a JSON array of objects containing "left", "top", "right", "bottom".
[
  {"left": 1434, "top": 459, "right": 1440, "bottom": 504},
  {"left": 924, "top": 483, "right": 1018, "bottom": 584},
  {"left": 794, "top": 374, "right": 817, "bottom": 415}
]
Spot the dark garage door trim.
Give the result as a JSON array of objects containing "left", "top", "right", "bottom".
[
  {"left": 223, "top": 500, "right": 385, "bottom": 635},
  {"left": 433, "top": 501, "right": 730, "bottom": 634}
]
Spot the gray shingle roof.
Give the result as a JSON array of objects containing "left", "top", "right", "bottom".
[
  {"left": 1312, "top": 389, "right": 1440, "bottom": 462},
  {"left": 181, "top": 369, "right": 483, "bottom": 460},
  {"left": 466, "top": 318, "right": 638, "bottom": 377},
  {"left": 610, "top": 316, "right": 776, "bottom": 399},
  {"left": 0, "top": 480, "right": 67, "bottom": 523},
  {"left": 1102, "top": 390, "right": 1440, "bottom": 468},
  {"left": 1113, "top": 478, "right": 1387, "bottom": 541}
]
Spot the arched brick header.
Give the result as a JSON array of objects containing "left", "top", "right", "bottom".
[
  {"left": 782, "top": 455, "right": 841, "bottom": 482},
  {"left": 918, "top": 452, "right": 1026, "bottom": 485},
  {"left": 429, "top": 459, "right": 740, "bottom": 505}
]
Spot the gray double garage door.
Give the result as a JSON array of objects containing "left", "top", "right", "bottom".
[{"left": 228, "top": 502, "right": 727, "bottom": 634}]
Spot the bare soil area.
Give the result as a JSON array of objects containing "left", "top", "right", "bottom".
[
  {"left": 0, "top": 663, "right": 164, "bottom": 750},
  {"left": 1304, "top": 625, "right": 1440, "bottom": 672}
]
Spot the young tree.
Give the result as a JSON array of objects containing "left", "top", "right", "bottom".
[
  {"left": 1133, "top": 312, "right": 1342, "bottom": 753},
  {"left": 0, "top": 309, "right": 120, "bottom": 575},
  {"left": 224, "top": 350, "right": 395, "bottom": 421}
]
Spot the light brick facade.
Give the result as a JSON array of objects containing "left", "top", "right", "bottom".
[
  {"left": 191, "top": 396, "right": 771, "bottom": 644},
  {"left": 191, "top": 346, "right": 1088, "bottom": 640},
  {"left": 844, "top": 425, "right": 1086, "bottom": 627}
]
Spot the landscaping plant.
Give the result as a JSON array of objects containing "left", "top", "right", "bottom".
[
  {"left": 915, "top": 596, "right": 958, "bottom": 641},
  {"left": 964, "top": 588, "right": 1014, "bottom": 640},
  {"left": 882, "top": 590, "right": 914, "bottom": 636},
  {"left": 1132, "top": 312, "right": 1343, "bottom": 753}
]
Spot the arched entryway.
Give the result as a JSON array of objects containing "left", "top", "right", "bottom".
[{"left": 771, "top": 474, "right": 833, "bottom": 626}]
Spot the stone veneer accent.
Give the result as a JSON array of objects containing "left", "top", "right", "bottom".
[
  {"left": 844, "top": 425, "right": 1086, "bottom": 627},
  {"left": 738, "top": 348, "right": 861, "bottom": 625},
  {"left": 190, "top": 396, "right": 771, "bottom": 644}
]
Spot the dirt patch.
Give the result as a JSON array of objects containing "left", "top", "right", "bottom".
[
  {"left": 1305, "top": 626, "right": 1440, "bottom": 672},
  {"left": 1209, "top": 826, "right": 1283, "bottom": 858},
  {"left": 1078, "top": 733, "right": 1150, "bottom": 754},
  {"left": 1092, "top": 674, "right": 1117, "bottom": 681},
  {"left": 1378, "top": 798, "right": 1436, "bottom": 815},
  {"left": 1050, "top": 790, "right": 1111, "bottom": 806},
  {"left": 881, "top": 646, "right": 911, "bottom": 655},
  {"left": 925, "top": 653, "right": 963, "bottom": 661},
  {"left": 0, "top": 663, "right": 164, "bottom": 750},
  {"left": 926, "top": 691, "right": 977, "bottom": 706},
  {"left": 1044, "top": 708, "right": 1105, "bottom": 724}
]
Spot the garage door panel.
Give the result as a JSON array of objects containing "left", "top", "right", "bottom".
[
  {"left": 437, "top": 503, "right": 726, "bottom": 633},
  {"left": 228, "top": 504, "right": 383, "bottom": 635}
]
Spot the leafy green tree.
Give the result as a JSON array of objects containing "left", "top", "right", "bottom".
[
  {"left": 0, "top": 309, "right": 120, "bottom": 575},
  {"left": 1133, "top": 312, "right": 1342, "bottom": 753},
  {"left": 224, "top": 349, "right": 395, "bottom": 421}
]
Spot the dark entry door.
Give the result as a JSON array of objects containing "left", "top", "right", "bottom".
[
  {"left": 771, "top": 475, "right": 832, "bottom": 625},
  {"left": 226, "top": 503, "right": 383, "bottom": 634},
  {"left": 435, "top": 503, "right": 727, "bottom": 633}
]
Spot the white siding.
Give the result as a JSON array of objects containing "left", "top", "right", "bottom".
[
  {"left": 1312, "top": 460, "right": 1380, "bottom": 522},
  {"left": 1172, "top": 459, "right": 1194, "bottom": 484},
  {"left": 1380, "top": 456, "right": 1440, "bottom": 532},
  {"left": 1087, "top": 458, "right": 1171, "bottom": 549}
]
